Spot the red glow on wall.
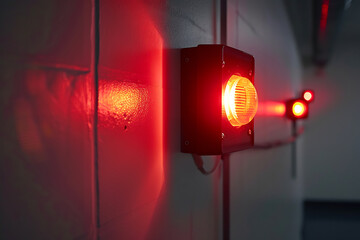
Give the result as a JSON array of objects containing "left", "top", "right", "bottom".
[
  {"left": 14, "top": 98, "right": 44, "bottom": 156},
  {"left": 99, "top": 80, "right": 149, "bottom": 125},
  {"left": 257, "top": 101, "right": 286, "bottom": 116},
  {"left": 320, "top": 0, "right": 329, "bottom": 36},
  {"left": 98, "top": 0, "right": 164, "bottom": 238}
]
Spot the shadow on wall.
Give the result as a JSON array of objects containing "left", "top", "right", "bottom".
[{"left": 303, "top": 201, "right": 360, "bottom": 240}]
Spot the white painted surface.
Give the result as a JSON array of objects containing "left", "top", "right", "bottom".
[
  {"left": 303, "top": 1, "right": 360, "bottom": 200},
  {"left": 147, "top": 0, "right": 303, "bottom": 239},
  {"left": 304, "top": 1, "right": 360, "bottom": 201}
]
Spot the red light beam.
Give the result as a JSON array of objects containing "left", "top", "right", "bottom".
[{"left": 257, "top": 101, "right": 286, "bottom": 116}]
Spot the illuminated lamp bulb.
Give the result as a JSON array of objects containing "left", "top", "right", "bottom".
[
  {"left": 303, "top": 90, "right": 314, "bottom": 102},
  {"left": 292, "top": 101, "right": 306, "bottom": 117},
  {"left": 223, "top": 75, "right": 258, "bottom": 127}
]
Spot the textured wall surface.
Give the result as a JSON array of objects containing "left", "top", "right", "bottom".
[
  {"left": 0, "top": 1, "right": 96, "bottom": 239},
  {"left": 0, "top": 0, "right": 303, "bottom": 239}
]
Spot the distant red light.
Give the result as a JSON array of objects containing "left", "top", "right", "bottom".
[
  {"left": 286, "top": 99, "right": 308, "bottom": 120},
  {"left": 302, "top": 90, "right": 314, "bottom": 102},
  {"left": 292, "top": 101, "right": 306, "bottom": 117}
]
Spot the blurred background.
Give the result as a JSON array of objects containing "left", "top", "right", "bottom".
[{"left": 0, "top": 0, "right": 359, "bottom": 239}]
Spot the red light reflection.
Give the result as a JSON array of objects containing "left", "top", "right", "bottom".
[
  {"left": 99, "top": 80, "right": 149, "bottom": 127},
  {"left": 14, "top": 98, "right": 44, "bottom": 157},
  {"left": 97, "top": 0, "right": 164, "bottom": 238},
  {"left": 257, "top": 101, "right": 286, "bottom": 116},
  {"left": 320, "top": 0, "right": 329, "bottom": 37}
]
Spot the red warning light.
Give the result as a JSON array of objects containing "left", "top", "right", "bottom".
[
  {"left": 286, "top": 99, "right": 308, "bottom": 120},
  {"left": 302, "top": 90, "right": 314, "bottom": 102},
  {"left": 181, "top": 44, "right": 256, "bottom": 155}
]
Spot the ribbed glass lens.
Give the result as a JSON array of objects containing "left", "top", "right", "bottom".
[{"left": 223, "top": 75, "right": 258, "bottom": 127}]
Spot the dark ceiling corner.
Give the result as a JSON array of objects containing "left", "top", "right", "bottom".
[{"left": 284, "top": 0, "right": 350, "bottom": 68}]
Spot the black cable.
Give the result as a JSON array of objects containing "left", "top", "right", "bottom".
[
  {"left": 220, "top": 0, "right": 229, "bottom": 238},
  {"left": 220, "top": 0, "right": 227, "bottom": 45},
  {"left": 192, "top": 154, "right": 221, "bottom": 175},
  {"left": 253, "top": 125, "right": 304, "bottom": 150},
  {"left": 291, "top": 120, "right": 297, "bottom": 179},
  {"left": 222, "top": 153, "right": 230, "bottom": 240}
]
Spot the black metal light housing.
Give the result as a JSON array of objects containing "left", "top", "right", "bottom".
[{"left": 181, "top": 44, "right": 257, "bottom": 155}]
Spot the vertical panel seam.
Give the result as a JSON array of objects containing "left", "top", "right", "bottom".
[{"left": 93, "top": 0, "right": 101, "bottom": 238}]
